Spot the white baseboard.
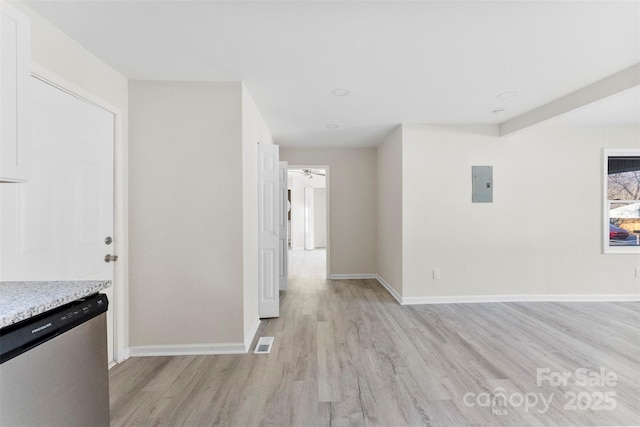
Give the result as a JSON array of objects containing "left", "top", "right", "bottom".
[
  {"left": 367, "top": 276, "right": 640, "bottom": 305},
  {"left": 129, "top": 342, "right": 247, "bottom": 357},
  {"left": 374, "top": 274, "right": 402, "bottom": 304},
  {"left": 400, "top": 294, "right": 640, "bottom": 305},
  {"left": 329, "top": 273, "right": 377, "bottom": 280},
  {"left": 329, "top": 275, "right": 640, "bottom": 306},
  {"left": 244, "top": 317, "right": 261, "bottom": 352},
  {"left": 330, "top": 273, "right": 403, "bottom": 304},
  {"left": 129, "top": 318, "right": 261, "bottom": 358},
  {"left": 115, "top": 347, "right": 130, "bottom": 364}
]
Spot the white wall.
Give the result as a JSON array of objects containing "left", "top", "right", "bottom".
[
  {"left": 402, "top": 123, "right": 640, "bottom": 299},
  {"left": 314, "top": 188, "right": 327, "bottom": 248},
  {"left": 377, "top": 126, "right": 403, "bottom": 295},
  {"left": 129, "top": 81, "right": 246, "bottom": 346},
  {"left": 281, "top": 148, "right": 377, "bottom": 275}
]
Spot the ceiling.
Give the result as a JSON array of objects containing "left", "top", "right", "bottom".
[{"left": 22, "top": 1, "right": 640, "bottom": 147}]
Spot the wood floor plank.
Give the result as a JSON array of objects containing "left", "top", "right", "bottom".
[{"left": 110, "top": 249, "right": 640, "bottom": 426}]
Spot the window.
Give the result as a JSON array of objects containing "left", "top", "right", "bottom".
[{"left": 604, "top": 149, "right": 640, "bottom": 253}]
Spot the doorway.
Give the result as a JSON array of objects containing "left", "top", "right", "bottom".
[
  {"left": 0, "top": 74, "right": 123, "bottom": 366},
  {"left": 287, "top": 166, "right": 329, "bottom": 279}
]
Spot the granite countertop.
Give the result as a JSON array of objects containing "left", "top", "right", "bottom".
[{"left": 0, "top": 280, "right": 112, "bottom": 328}]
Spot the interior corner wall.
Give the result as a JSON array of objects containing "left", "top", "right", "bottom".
[
  {"left": 280, "top": 148, "right": 377, "bottom": 275},
  {"left": 241, "top": 86, "right": 273, "bottom": 343},
  {"left": 402, "top": 123, "right": 640, "bottom": 299},
  {"left": 377, "top": 126, "right": 403, "bottom": 295},
  {"left": 129, "top": 81, "right": 245, "bottom": 346}
]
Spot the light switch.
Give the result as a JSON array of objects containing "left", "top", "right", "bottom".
[{"left": 472, "top": 166, "right": 493, "bottom": 203}]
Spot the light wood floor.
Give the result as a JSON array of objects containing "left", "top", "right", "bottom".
[{"left": 110, "top": 249, "right": 640, "bottom": 426}]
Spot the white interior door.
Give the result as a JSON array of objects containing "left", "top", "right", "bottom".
[
  {"left": 0, "top": 76, "right": 115, "bottom": 363},
  {"left": 278, "top": 161, "right": 288, "bottom": 291},
  {"left": 258, "top": 144, "right": 279, "bottom": 318},
  {"left": 304, "top": 187, "right": 315, "bottom": 250}
]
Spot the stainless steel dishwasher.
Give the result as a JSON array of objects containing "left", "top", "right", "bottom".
[{"left": 0, "top": 293, "right": 110, "bottom": 426}]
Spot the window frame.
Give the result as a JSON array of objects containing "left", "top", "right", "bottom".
[{"left": 603, "top": 148, "right": 640, "bottom": 254}]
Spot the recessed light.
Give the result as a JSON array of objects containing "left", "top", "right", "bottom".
[
  {"left": 326, "top": 124, "right": 340, "bottom": 129},
  {"left": 331, "top": 88, "right": 350, "bottom": 97},
  {"left": 492, "top": 108, "right": 506, "bottom": 115},
  {"left": 497, "top": 91, "right": 517, "bottom": 99}
]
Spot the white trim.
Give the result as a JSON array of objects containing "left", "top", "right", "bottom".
[
  {"left": 400, "top": 294, "right": 640, "bottom": 305},
  {"left": 244, "top": 318, "right": 261, "bottom": 352},
  {"left": 329, "top": 274, "right": 377, "bottom": 280},
  {"left": 129, "top": 343, "right": 247, "bottom": 357},
  {"left": 333, "top": 275, "right": 640, "bottom": 306},
  {"left": 374, "top": 275, "right": 402, "bottom": 304},
  {"left": 128, "top": 318, "right": 260, "bottom": 358},
  {"left": 30, "top": 63, "right": 129, "bottom": 364}
]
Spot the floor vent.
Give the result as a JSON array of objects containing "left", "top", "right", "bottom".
[{"left": 254, "top": 336, "right": 274, "bottom": 354}]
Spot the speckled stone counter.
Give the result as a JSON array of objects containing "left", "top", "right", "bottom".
[{"left": 0, "top": 280, "right": 111, "bottom": 328}]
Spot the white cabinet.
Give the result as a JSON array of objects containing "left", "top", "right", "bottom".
[{"left": 1, "top": 3, "right": 30, "bottom": 182}]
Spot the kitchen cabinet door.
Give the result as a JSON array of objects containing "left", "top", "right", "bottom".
[{"left": 0, "top": 3, "right": 30, "bottom": 183}]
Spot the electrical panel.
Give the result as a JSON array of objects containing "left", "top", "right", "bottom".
[{"left": 472, "top": 166, "right": 493, "bottom": 203}]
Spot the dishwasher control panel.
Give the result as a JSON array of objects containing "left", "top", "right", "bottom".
[{"left": 0, "top": 293, "right": 108, "bottom": 364}]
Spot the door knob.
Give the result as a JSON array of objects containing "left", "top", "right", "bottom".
[{"left": 104, "top": 254, "right": 119, "bottom": 263}]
